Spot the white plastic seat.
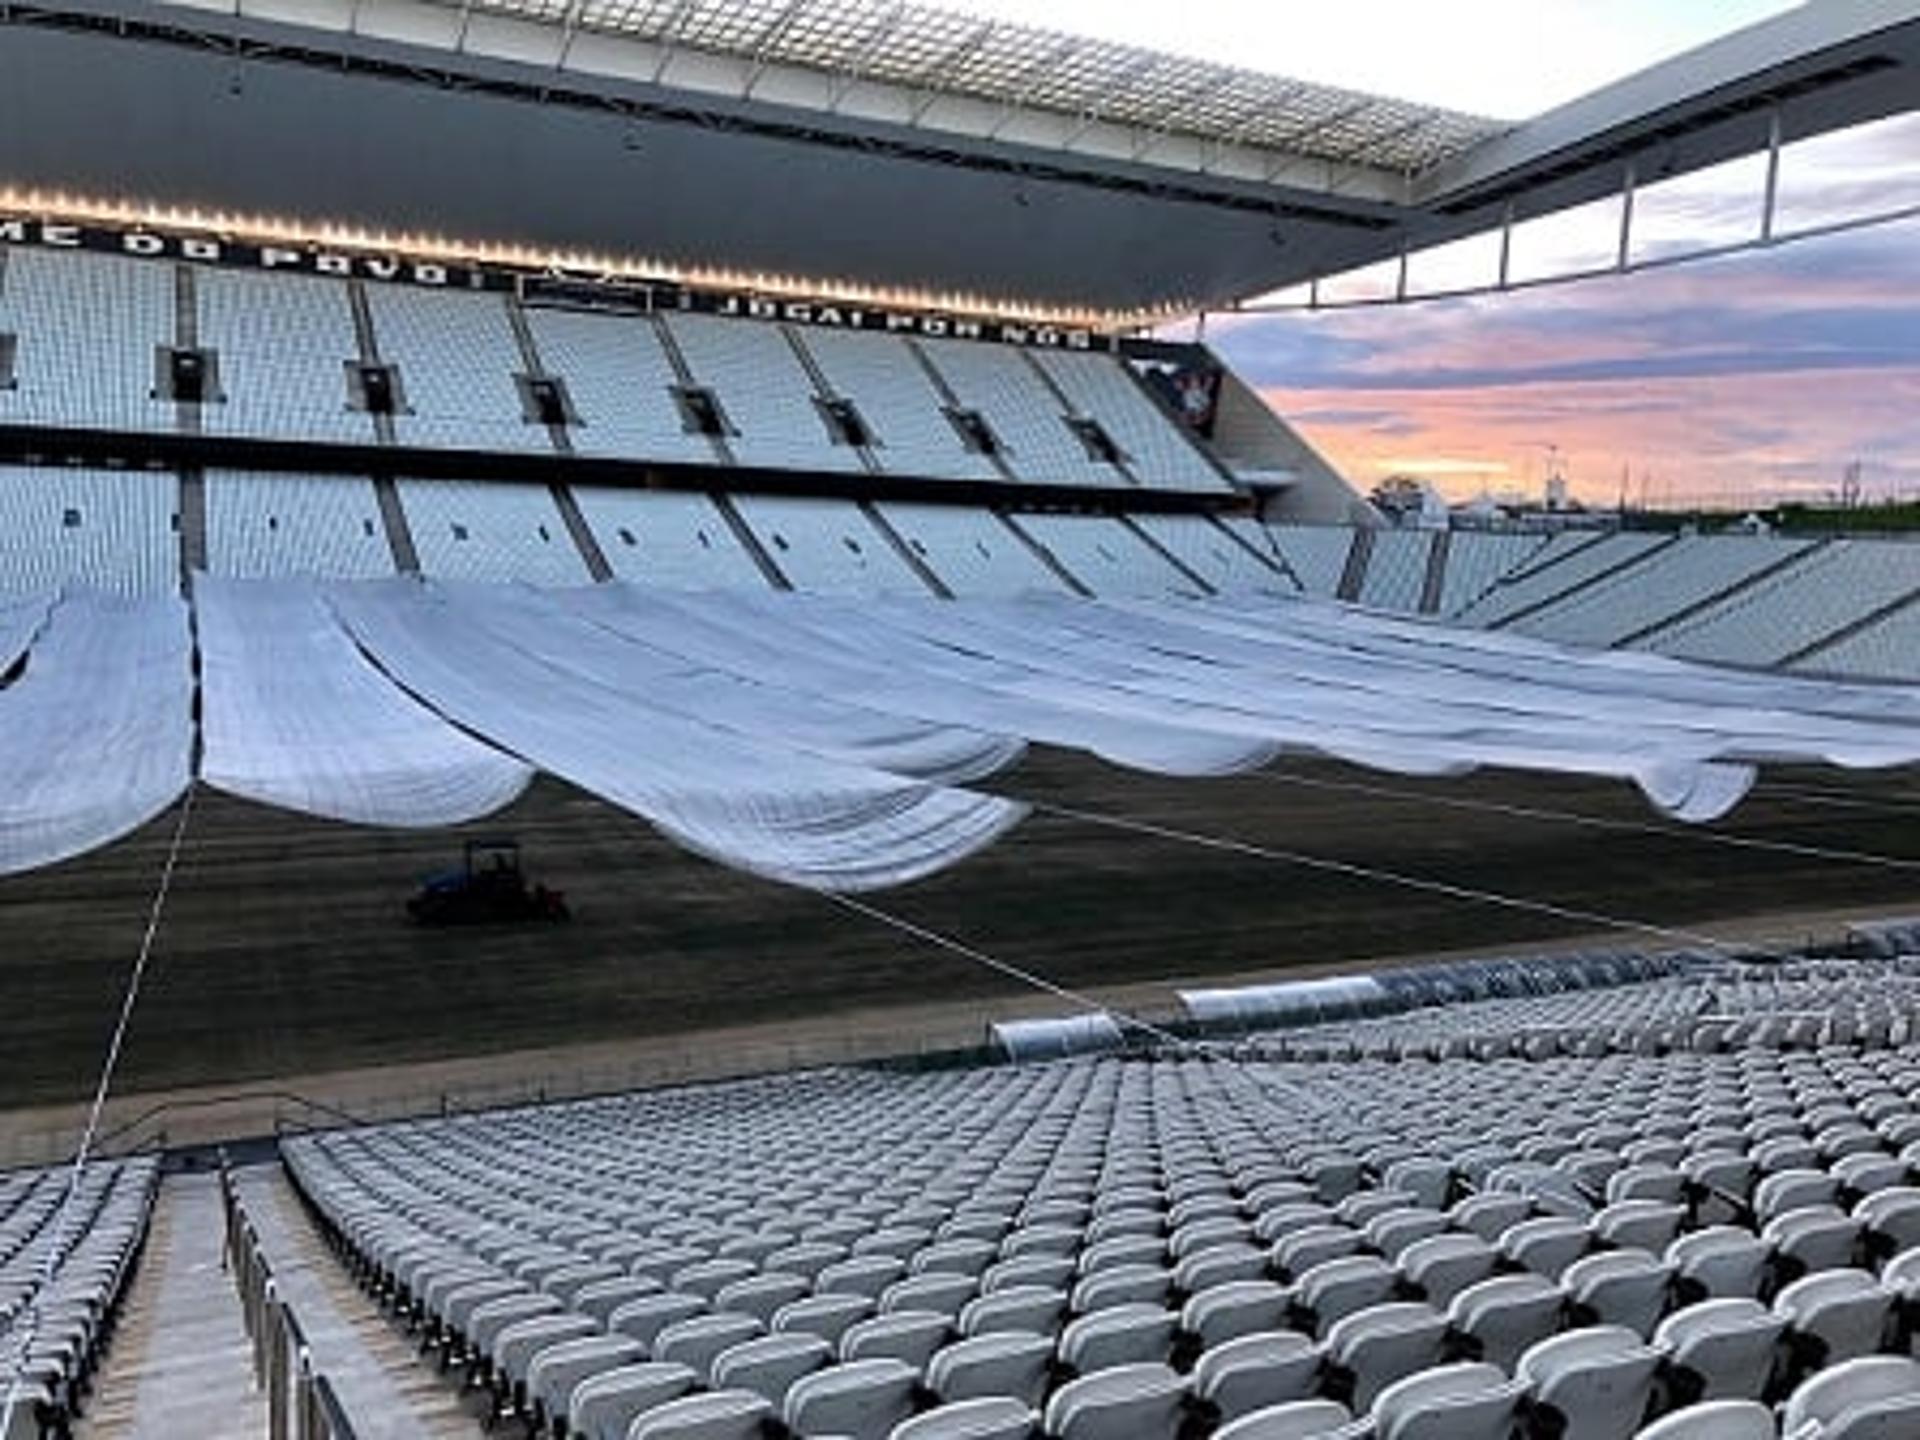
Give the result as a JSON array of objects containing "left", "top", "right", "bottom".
[
  {"left": 1041, "top": 1361, "right": 1186, "bottom": 1440},
  {"left": 1371, "top": 1360, "right": 1527, "bottom": 1440},
  {"left": 1516, "top": 1325, "right": 1661, "bottom": 1440},
  {"left": 628, "top": 1388, "right": 773, "bottom": 1440},
  {"left": 783, "top": 1357, "right": 921, "bottom": 1440},
  {"left": 1653, "top": 1297, "right": 1785, "bottom": 1404},
  {"left": 1594, "top": 1201, "right": 1687, "bottom": 1253},
  {"left": 926, "top": 1329, "right": 1053, "bottom": 1405},
  {"left": 1447, "top": 1274, "right": 1564, "bottom": 1371},
  {"left": 1190, "top": 1330, "right": 1321, "bottom": 1422},
  {"left": 1856, "top": 1190, "right": 1920, "bottom": 1258},
  {"left": 1779, "top": 1355, "right": 1920, "bottom": 1439},
  {"left": 1057, "top": 1303, "right": 1177, "bottom": 1374}
]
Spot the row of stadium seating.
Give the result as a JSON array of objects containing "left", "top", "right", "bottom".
[
  {"left": 0, "top": 249, "right": 1229, "bottom": 493},
  {"left": 0, "top": 1158, "right": 157, "bottom": 1438},
  {"left": 0, "top": 464, "right": 1285, "bottom": 600},
  {"left": 279, "top": 948, "right": 1920, "bottom": 1439},
  {"left": 8, "top": 458, "right": 1919, "bottom": 680}
]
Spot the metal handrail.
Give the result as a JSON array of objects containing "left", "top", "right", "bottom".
[{"left": 220, "top": 1163, "right": 358, "bottom": 1440}]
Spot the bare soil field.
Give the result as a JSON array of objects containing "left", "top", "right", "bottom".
[{"left": 1, "top": 749, "right": 1914, "bottom": 1127}]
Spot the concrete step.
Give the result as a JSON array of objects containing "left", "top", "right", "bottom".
[
  {"left": 75, "top": 1171, "right": 266, "bottom": 1440},
  {"left": 232, "top": 1165, "right": 488, "bottom": 1440}
]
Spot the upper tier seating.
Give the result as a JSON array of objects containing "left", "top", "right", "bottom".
[
  {"left": 1455, "top": 532, "right": 1671, "bottom": 628},
  {"left": 197, "top": 268, "right": 371, "bottom": 444},
  {"left": 284, "top": 942, "right": 1920, "bottom": 1440},
  {"left": 798, "top": 329, "right": 1000, "bottom": 484},
  {"left": 0, "top": 250, "right": 173, "bottom": 435},
  {"left": 0, "top": 246, "right": 1232, "bottom": 493}
]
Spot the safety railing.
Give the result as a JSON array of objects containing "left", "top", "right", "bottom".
[{"left": 220, "top": 1164, "right": 358, "bottom": 1440}]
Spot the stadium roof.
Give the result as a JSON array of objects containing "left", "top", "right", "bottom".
[
  {"left": 4, "top": 0, "right": 1918, "bottom": 319},
  {"left": 369, "top": 0, "right": 1510, "bottom": 175}
]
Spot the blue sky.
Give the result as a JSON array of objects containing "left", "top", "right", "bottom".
[{"left": 956, "top": 2, "right": 1920, "bottom": 507}]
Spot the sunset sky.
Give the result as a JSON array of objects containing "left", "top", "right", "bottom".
[{"left": 957, "top": 1, "right": 1920, "bottom": 509}]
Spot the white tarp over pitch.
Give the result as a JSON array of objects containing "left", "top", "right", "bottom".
[
  {"left": 4, "top": 579, "right": 1920, "bottom": 886},
  {"left": 0, "top": 591, "right": 192, "bottom": 875}
]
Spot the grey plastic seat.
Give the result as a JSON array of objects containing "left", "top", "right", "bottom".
[
  {"left": 1631, "top": 1400, "right": 1774, "bottom": 1439},
  {"left": 887, "top": 1397, "right": 1035, "bottom": 1440},
  {"left": 496, "top": 1311, "right": 599, "bottom": 1383},
  {"left": 569, "top": 1362, "right": 700, "bottom": 1440},
  {"left": 1562, "top": 1249, "right": 1674, "bottom": 1338},
  {"left": 653, "top": 1312, "right": 765, "bottom": 1380},
  {"left": 925, "top": 1330, "right": 1054, "bottom": 1406},
  {"left": 1190, "top": 1330, "right": 1321, "bottom": 1422},
  {"left": 1370, "top": 1360, "right": 1527, "bottom": 1440},
  {"left": 840, "top": 1310, "right": 954, "bottom": 1371},
  {"left": 1181, "top": 1280, "right": 1291, "bottom": 1349},
  {"left": 611, "top": 1294, "right": 708, "bottom": 1352},
  {"left": 526, "top": 1334, "right": 646, "bottom": 1428},
  {"left": 710, "top": 1330, "right": 833, "bottom": 1408},
  {"left": 776, "top": 1292, "right": 876, "bottom": 1347},
  {"left": 1779, "top": 1355, "right": 1920, "bottom": 1439},
  {"left": 1653, "top": 1298, "right": 1785, "bottom": 1404},
  {"left": 1516, "top": 1325, "right": 1661, "bottom": 1440},
  {"left": 1211, "top": 1399, "right": 1361, "bottom": 1439},
  {"left": 628, "top": 1388, "right": 773, "bottom": 1440},
  {"left": 1057, "top": 1303, "right": 1178, "bottom": 1374},
  {"left": 1324, "top": 1301, "right": 1448, "bottom": 1412},
  {"left": 1041, "top": 1361, "right": 1186, "bottom": 1440},
  {"left": 1669, "top": 1227, "right": 1771, "bottom": 1302},
  {"left": 1775, "top": 1269, "right": 1894, "bottom": 1367},
  {"left": 1447, "top": 1273, "right": 1564, "bottom": 1372},
  {"left": 1399, "top": 1234, "right": 1498, "bottom": 1310},
  {"left": 783, "top": 1357, "right": 920, "bottom": 1440}
]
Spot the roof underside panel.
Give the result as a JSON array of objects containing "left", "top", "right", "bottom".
[{"left": 280, "top": 0, "right": 1509, "bottom": 173}]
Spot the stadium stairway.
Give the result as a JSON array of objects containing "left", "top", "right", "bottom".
[
  {"left": 73, "top": 1172, "right": 264, "bottom": 1440},
  {"left": 228, "top": 1164, "right": 490, "bottom": 1438}
]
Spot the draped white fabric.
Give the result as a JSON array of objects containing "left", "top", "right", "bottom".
[
  {"left": 0, "top": 592, "right": 191, "bottom": 875},
  {"left": 197, "top": 577, "right": 534, "bottom": 826},
  {"left": 438, "top": 581, "right": 1024, "bottom": 785},
  {"left": 325, "top": 581, "right": 1027, "bottom": 892},
  {"left": 2, "top": 580, "right": 1919, "bottom": 885}
]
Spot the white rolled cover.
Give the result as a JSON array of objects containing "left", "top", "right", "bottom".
[
  {"left": 0, "top": 593, "right": 192, "bottom": 874},
  {"left": 196, "top": 576, "right": 533, "bottom": 826},
  {"left": 325, "top": 581, "right": 1026, "bottom": 892}
]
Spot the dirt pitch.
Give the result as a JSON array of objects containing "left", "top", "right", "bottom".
[{"left": 1, "top": 749, "right": 1915, "bottom": 1151}]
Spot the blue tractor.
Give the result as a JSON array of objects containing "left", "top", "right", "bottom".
[{"left": 407, "top": 838, "right": 571, "bottom": 927}]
